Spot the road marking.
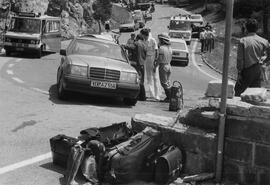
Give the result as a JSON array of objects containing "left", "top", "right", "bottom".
[
  {"left": 12, "top": 77, "right": 24, "bottom": 84},
  {"left": 14, "top": 59, "right": 22, "bottom": 63},
  {"left": 31, "top": 87, "right": 50, "bottom": 95},
  {"left": 8, "top": 63, "right": 14, "bottom": 68},
  {"left": 191, "top": 41, "right": 219, "bottom": 80},
  {"left": 6, "top": 70, "right": 14, "bottom": 75},
  {"left": 0, "top": 152, "right": 51, "bottom": 175}
]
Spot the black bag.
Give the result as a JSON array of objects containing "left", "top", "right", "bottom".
[
  {"left": 169, "top": 81, "right": 184, "bottom": 111},
  {"left": 140, "top": 143, "right": 171, "bottom": 182},
  {"left": 49, "top": 134, "right": 79, "bottom": 168},
  {"left": 80, "top": 122, "right": 132, "bottom": 147},
  {"left": 106, "top": 127, "right": 161, "bottom": 184},
  {"left": 155, "top": 146, "right": 183, "bottom": 184}
]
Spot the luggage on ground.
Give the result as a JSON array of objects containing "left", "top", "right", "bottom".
[
  {"left": 141, "top": 143, "right": 171, "bottom": 182},
  {"left": 81, "top": 154, "right": 99, "bottom": 184},
  {"left": 65, "top": 144, "right": 85, "bottom": 185},
  {"left": 155, "top": 146, "right": 183, "bottom": 184},
  {"left": 49, "top": 134, "right": 79, "bottom": 168},
  {"left": 105, "top": 127, "right": 161, "bottom": 184},
  {"left": 169, "top": 81, "right": 184, "bottom": 111},
  {"left": 79, "top": 122, "right": 132, "bottom": 147}
]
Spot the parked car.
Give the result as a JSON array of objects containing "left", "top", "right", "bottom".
[
  {"left": 132, "top": 10, "right": 145, "bottom": 28},
  {"left": 119, "top": 20, "right": 140, "bottom": 32},
  {"left": 189, "top": 14, "right": 204, "bottom": 25},
  {"left": 57, "top": 35, "right": 140, "bottom": 106},
  {"left": 170, "top": 38, "right": 189, "bottom": 66}
]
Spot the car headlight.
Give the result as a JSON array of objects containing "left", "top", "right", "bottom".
[
  {"left": 5, "top": 37, "right": 11, "bottom": 42},
  {"left": 67, "top": 64, "right": 88, "bottom": 76},
  {"left": 120, "top": 72, "right": 138, "bottom": 83}
]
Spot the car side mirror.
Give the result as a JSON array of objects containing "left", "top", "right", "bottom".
[
  {"left": 167, "top": 25, "right": 169, "bottom": 29},
  {"left": 60, "top": 49, "right": 67, "bottom": 56}
]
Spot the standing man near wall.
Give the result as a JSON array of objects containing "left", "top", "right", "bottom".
[{"left": 234, "top": 18, "right": 270, "bottom": 96}]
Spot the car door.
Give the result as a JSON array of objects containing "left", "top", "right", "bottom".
[{"left": 42, "top": 20, "right": 61, "bottom": 52}]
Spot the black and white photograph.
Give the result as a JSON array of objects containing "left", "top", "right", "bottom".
[{"left": 0, "top": 0, "right": 270, "bottom": 184}]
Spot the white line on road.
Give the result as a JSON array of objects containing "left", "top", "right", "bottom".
[
  {"left": 8, "top": 63, "right": 14, "bottom": 68},
  {"left": 31, "top": 87, "right": 50, "bottom": 95},
  {"left": 191, "top": 41, "right": 219, "bottom": 80},
  {"left": 12, "top": 77, "right": 24, "bottom": 84},
  {"left": 0, "top": 152, "right": 51, "bottom": 175},
  {"left": 14, "top": 59, "right": 22, "bottom": 63},
  {"left": 6, "top": 70, "right": 14, "bottom": 75}
]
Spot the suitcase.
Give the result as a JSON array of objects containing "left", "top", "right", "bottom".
[
  {"left": 49, "top": 134, "right": 79, "bottom": 168},
  {"left": 169, "top": 81, "right": 184, "bottom": 111},
  {"left": 141, "top": 143, "right": 170, "bottom": 182},
  {"left": 106, "top": 127, "right": 161, "bottom": 184},
  {"left": 80, "top": 122, "right": 132, "bottom": 148},
  {"left": 155, "top": 146, "right": 183, "bottom": 184}
]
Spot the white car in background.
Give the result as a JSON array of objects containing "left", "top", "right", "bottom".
[
  {"left": 170, "top": 38, "right": 189, "bottom": 66},
  {"left": 189, "top": 14, "right": 204, "bottom": 25}
]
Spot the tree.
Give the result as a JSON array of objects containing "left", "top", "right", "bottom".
[{"left": 92, "top": 0, "right": 112, "bottom": 33}]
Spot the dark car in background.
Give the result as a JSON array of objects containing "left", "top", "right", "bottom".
[{"left": 57, "top": 35, "right": 140, "bottom": 106}]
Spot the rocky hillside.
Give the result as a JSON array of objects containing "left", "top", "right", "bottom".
[{"left": 0, "top": 0, "right": 128, "bottom": 39}]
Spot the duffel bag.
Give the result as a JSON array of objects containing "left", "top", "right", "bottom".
[
  {"left": 106, "top": 127, "right": 161, "bottom": 184},
  {"left": 140, "top": 143, "right": 171, "bottom": 182},
  {"left": 80, "top": 122, "right": 132, "bottom": 147},
  {"left": 155, "top": 146, "right": 183, "bottom": 185},
  {"left": 49, "top": 134, "right": 79, "bottom": 168}
]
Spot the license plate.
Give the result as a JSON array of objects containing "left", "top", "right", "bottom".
[
  {"left": 91, "top": 81, "right": 116, "bottom": 89},
  {"left": 15, "top": 48, "right": 24, "bottom": 51}
]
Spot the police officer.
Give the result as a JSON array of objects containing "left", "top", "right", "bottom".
[{"left": 154, "top": 33, "right": 173, "bottom": 102}]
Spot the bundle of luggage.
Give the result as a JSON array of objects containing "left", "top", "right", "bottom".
[{"left": 50, "top": 122, "right": 183, "bottom": 185}]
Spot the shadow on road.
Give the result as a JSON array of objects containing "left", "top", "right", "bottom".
[
  {"left": 48, "top": 84, "right": 132, "bottom": 109},
  {"left": 3, "top": 51, "right": 55, "bottom": 59}
]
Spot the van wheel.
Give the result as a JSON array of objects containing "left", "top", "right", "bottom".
[
  {"left": 5, "top": 49, "right": 11, "bottom": 56},
  {"left": 37, "top": 46, "right": 43, "bottom": 58},
  {"left": 57, "top": 74, "right": 68, "bottom": 100},
  {"left": 123, "top": 98, "right": 137, "bottom": 106}
]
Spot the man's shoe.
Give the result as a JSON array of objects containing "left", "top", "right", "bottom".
[{"left": 160, "top": 97, "right": 170, "bottom": 102}]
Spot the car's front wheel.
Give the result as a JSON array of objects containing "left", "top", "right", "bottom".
[
  {"left": 123, "top": 98, "right": 137, "bottom": 106},
  {"left": 57, "top": 73, "right": 68, "bottom": 100}
]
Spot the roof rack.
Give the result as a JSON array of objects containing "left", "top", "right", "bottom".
[{"left": 16, "top": 12, "right": 41, "bottom": 17}]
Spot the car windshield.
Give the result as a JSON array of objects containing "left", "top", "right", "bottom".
[
  {"left": 169, "top": 32, "right": 190, "bottom": 38},
  {"left": 70, "top": 39, "right": 128, "bottom": 62},
  {"left": 9, "top": 17, "right": 41, "bottom": 34},
  {"left": 171, "top": 42, "right": 186, "bottom": 50},
  {"left": 169, "top": 20, "right": 191, "bottom": 30},
  {"left": 191, "top": 15, "right": 201, "bottom": 20}
]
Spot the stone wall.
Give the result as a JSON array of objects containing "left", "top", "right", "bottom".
[
  {"left": 131, "top": 114, "right": 217, "bottom": 175},
  {"left": 181, "top": 98, "right": 270, "bottom": 184},
  {"left": 132, "top": 98, "right": 270, "bottom": 184}
]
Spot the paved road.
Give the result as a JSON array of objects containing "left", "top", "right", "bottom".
[{"left": 0, "top": 4, "right": 221, "bottom": 185}]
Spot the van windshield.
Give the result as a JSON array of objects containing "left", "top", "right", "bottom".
[
  {"left": 169, "top": 20, "right": 191, "bottom": 31},
  {"left": 9, "top": 17, "right": 41, "bottom": 34}
]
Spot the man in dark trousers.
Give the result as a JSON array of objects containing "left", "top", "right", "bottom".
[
  {"left": 234, "top": 18, "right": 270, "bottom": 96},
  {"left": 136, "top": 29, "right": 149, "bottom": 101}
]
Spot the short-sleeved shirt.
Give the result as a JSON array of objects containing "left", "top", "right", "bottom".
[
  {"left": 237, "top": 33, "right": 270, "bottom": 71},
  {"left": 156, "top": 45, "right": 172, "bottom": 65},
  {"left": 199, "top": 31, "right": 206, "bottom": 40}
]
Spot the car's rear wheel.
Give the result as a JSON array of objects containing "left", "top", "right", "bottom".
[
  {"left": 123, "top": 98, "right": 137, "bottom": 106},
  {"left": 5, "top": 49, "right": 11, "bottom": 56},
  {"left": 57, "top": 74, "right": 68, "bottom": 100},
  {"left": 37, "top": 45, "right": 43, "bottom": 58}
]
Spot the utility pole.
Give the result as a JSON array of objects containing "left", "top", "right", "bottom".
[{"left": 215, "top": 0, "right": 234, "bottom": 182}]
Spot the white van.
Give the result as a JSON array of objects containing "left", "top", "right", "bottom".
[
  {"left": 168, "top": 15, "right": 192, "bottom": 45},
  {"left": 4, "top": 12, "right": 61, "bottom": 58}
]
